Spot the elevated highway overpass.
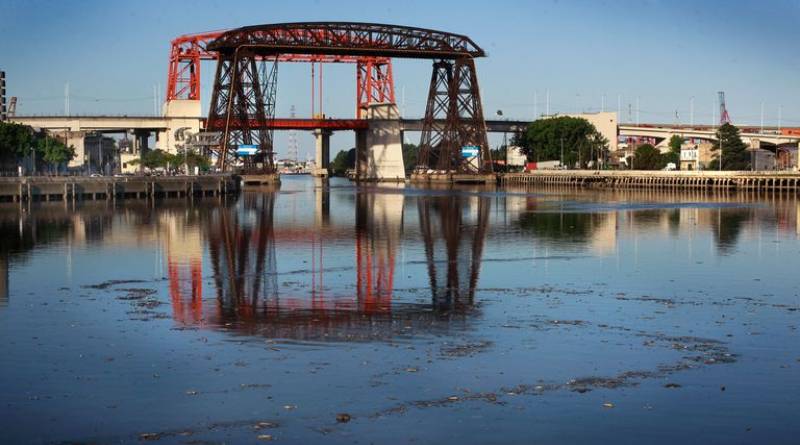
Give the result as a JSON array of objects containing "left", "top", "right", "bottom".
[
  {"left": 618, "top": 124, "right": 800, "bottom": 148},
  {"left": 12, "top": 111, "right": 800, "bottom": 172}
]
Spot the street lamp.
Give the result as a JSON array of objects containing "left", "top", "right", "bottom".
[{"left": 496, "top": 110, "right": 507, "bottom": 172}]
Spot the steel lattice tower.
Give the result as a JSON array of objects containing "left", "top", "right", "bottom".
[
  {"left": 718, "top": 91, "right": 731, "bottom": 125},
  {"left": 287, "top": 105, "right": 299, "bottom": 163}
]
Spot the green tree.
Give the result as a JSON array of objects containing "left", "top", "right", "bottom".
[
  {"left": 331, "top": 148, "right": 356, "bottom": 176},
  {"left": 513, "top": 116, "right": 608, "bottom": 169},
  {"left": 707, "top": 123, "right": 749, "bottom": 171},
  {"left": 0, "top": 121, "right": 33, "bottom": 164},
  {"left": 402, "top": 143, "right": 419, "bottom": 174},
  {"left": 137, "top": 149, "right": 175, "bottom": 170},
  {"left": 665, "top": 135, "right": 683, "bottom": 165},
  {"left": 633, "top": 144, "right": 665, "bottom": 170},
  {"left": 0, "top": 124, "right": 76, "bottom": 173},
  {"left": 176, "top": 148, "right": 211, "bottom": 172},
  {"left": 39, "top": 137, "right": 76, "bottom": 174}
]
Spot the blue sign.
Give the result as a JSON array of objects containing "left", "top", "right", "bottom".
[
  {"left": 461, "top": 146, "right": 480, "bottom": 158},
  {"left": 236, "top": 144, "right": 258, "bottom": 156}
]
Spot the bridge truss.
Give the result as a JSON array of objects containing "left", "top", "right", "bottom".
[
  {"left": 200, "top": 22, "right": 492, "bottom": 174},
  {"left": 166, "top": 30, "right": 394, "bottom": 119}
]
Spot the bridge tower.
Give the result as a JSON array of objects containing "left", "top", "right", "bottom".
[
  {"left": 416, "top": 58, "right": 493, "bottom": 175},
  {"left": 206, "top": 52, "right": 279, "bottom": 173}
]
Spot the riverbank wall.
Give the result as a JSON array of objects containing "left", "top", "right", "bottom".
[
  {"left": 502, "top": 171, "right": 800, "bottom": 191},
  {"left": 0, "top": 175, "right": 239, "bottom": 202}
]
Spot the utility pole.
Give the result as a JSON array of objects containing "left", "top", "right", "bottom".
[{"left": 503, "top": 130, "right": 508, "bottom": 171}]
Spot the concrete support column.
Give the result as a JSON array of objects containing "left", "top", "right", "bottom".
[
  {"left": 135, "top": 130, "right": 150, "bottom": 153},
  {"left": 359, "top": 103, "right": 405, "bottom": 181},
  {"left": 65, "top": 131, "right": 87, "bottom": 171},
  {"left": 313, "top": 129, "right": 332, "bottom": 177}
]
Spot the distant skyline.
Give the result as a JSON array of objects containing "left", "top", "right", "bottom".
[{"left": 2, "top": 0, "right": 799, "bottom": 157}]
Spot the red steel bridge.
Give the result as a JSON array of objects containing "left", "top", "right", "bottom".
[
  {"left": 166, "top": 29, "right": 394, "bottom": 120},
  {"left": 167, "top": 22, "right": 493, "bottom": 176}
]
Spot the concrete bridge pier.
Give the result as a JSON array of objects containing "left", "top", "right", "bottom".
[
  {"left": 797, "top": 142, "right": 800, "bottom": 170},
  {"left": 355, "top": 103, "right": 405, "bottom": 182},
  {"left": 313, "top": 129, "right": 332, "bottom": 177},
  {"left": 63, "top": 130, "right": 86, "bottom": 170}
]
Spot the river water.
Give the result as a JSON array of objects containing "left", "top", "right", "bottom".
[{"left": 0, "top": 176, "right": 797, "bottom": 444}]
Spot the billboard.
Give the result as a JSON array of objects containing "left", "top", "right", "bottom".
[
  {"left": 236, "top": 144, "right": 258, "bottom": 156},
  {"left": 461, "top": 145, "right": 480, "bottom": 158},
  {"left": 680, "top": 149, "right": 698, "bottom": 161}
]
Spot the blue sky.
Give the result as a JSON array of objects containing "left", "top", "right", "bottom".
[{"left": 2, "top": 0, "right": 799, "bottom": 157}]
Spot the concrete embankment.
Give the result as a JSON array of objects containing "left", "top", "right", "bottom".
[
  {"left": 502, "top": 171, "right": 800, "bottom": 191},
  {"left": 0, "top": 175, "right": 239, "bottom": 202}
]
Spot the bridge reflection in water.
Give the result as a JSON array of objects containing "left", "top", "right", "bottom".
[
  {"left": 169, "top": 187, "right": 491, "bottom": 341},
  {"left": 4, "top": 183, "right": 789, "bottom": 332},
  {"left": 418, "top": 190, "right": 490, "bottom": 311}
]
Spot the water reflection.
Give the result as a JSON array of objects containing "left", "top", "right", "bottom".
[
  {"left": 2, "top": 185, "right": 800, "bottom": 318},
  {"left": 206, "top": 191, "right": 278, "bottom": 325},
  {"left": 194, "top": 186, "right": 488, "bottom": 341},
  {"left": 708, "top": 208, "right": 753, "bottom": 255},
  {"left": 517, "top": 205, "right": 613, "bottom": 252},
  {"left": 418, "top": 191, "right": 490, "bottom": 311},
  {"left": 355, "top": 188, "right": 402, "bottom": 313}
]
